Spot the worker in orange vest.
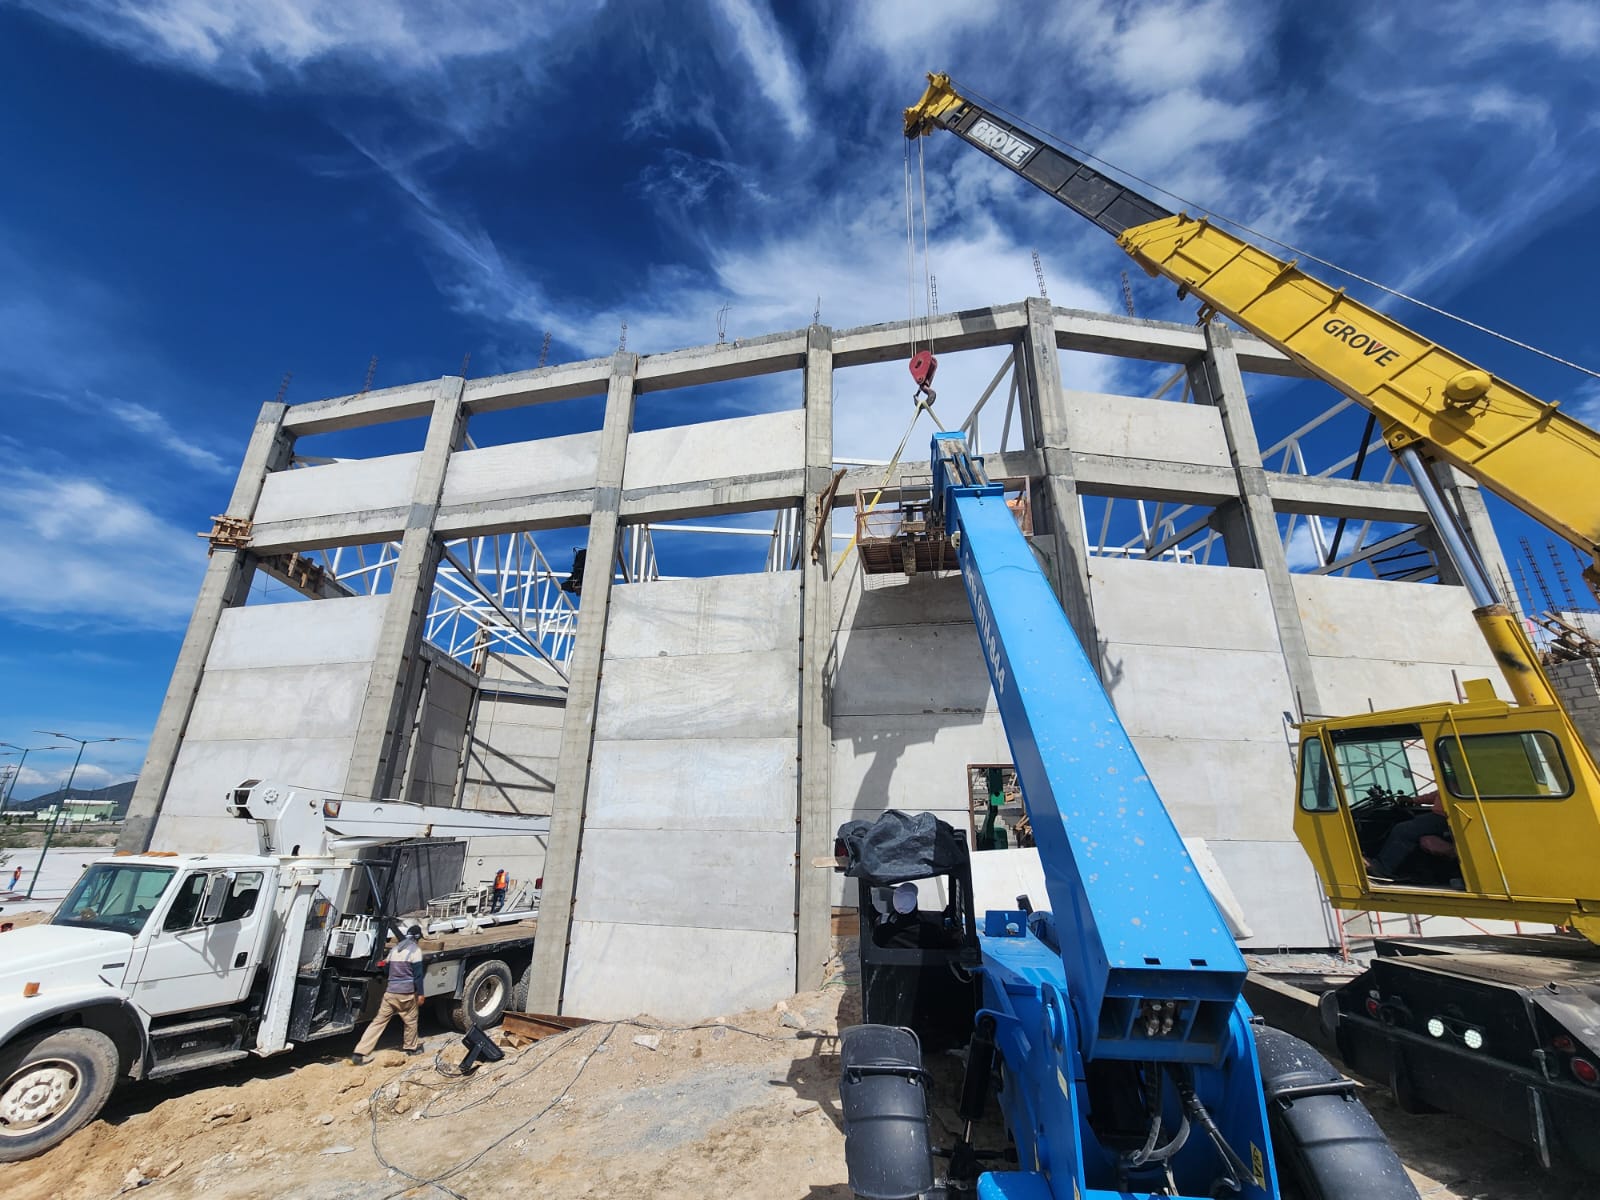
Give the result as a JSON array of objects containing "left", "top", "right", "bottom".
[{"left": 492, "top": 868, "right": 508, "bottom": 912}]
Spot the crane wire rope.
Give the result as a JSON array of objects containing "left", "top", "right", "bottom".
[
  {"left": 830, "top": 133, "right": 950, "bottom": 577},
  {"left": 948, "top": 77, "right": 1600, "bottom": 383}
]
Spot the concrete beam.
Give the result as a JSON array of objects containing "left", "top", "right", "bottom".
[
  {"left": 618, "top": 471, "right": 806, "bottom": 524},
  {"left": 796, "top": 324, "right": 834, "bottom": 992},
  {"left": 1053, "top": 309, "right": 1296, "bottom": 375},
  {"left": 1071, "top": 453, "right": 1241, "bottom": 505},
  {"left": 527, "top": 352, "right": 638, "bottom": 1015},
  {"left": 248, "top": 510, "right": 411, "bottom": 554},
  {"left": 463, "top": 357, "right": 612, "bottom": 416},
  {"left": 344, "top": 377, "right": 467, "bottom": 800},
  {"left": 282, "top": 383, "right": 438, "bottom": 436},
  {"left": 1196, "top": 325, "right": 1324, "bottom": 716},
  {"left": 634, "top": 330, "right": 807, "bottom": 392},
  {"left": 120, "top": 402, "right": 292, "bottom": 851},
  {"left": 434, "top": 495, "right": 595, "bottom": 540},
  {"left": 1266, "top": 475, "right": 1429, "bottom": 523},
  {"left": 833, "top": 303, "right": 1028, "bottom": 368}
]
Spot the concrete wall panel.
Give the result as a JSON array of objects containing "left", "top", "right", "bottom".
[
  {"left": 574, "top": 828, "right": 796, "bottom": 933},
  {"left": 1091, "top": 559, "right": 1283, "bottom": 653},
  {"left": 184, "top": 662, "right": 372, "bottom": 742},
  {"left": 210, "top": 596, "right": 387, "bottom": 670},
  {"left": 439, "top": 432, "right": 600, "bottom": 509},
  {"left": 1101, "top": 644, "right": 1295, "bottom": 741},
  {"left": 1132, "top": 736, "right": 1297, "bottom": 842},
  {"left": 1293, "top": 575, "right": 1496, "bottom": 665},
  {"left": 623, "top": 409, "right": 803, "bottom": 493},
  {"left": 254, "top": 453, "right": 420, "bottom": 526},
  {"left": 154, "top": 738, "right": 361, "bottom": 852},
  {"left": 606, "top": 574, "right": 800, "bottom": 658},
  {"left": 1206, "top": 840, "right": 1332, "bottom": 948},
  {"left": 593, "top": 649, "right": 797, "bottom": 741},
  {"left": 563, "top": 921, "right": 795, "bottom": 1021},
  {"left": 831, "top": 624, "right": 994, "bottom": 717},
  {"left": 1064, "top": 390, "right": 1231, "bottom": 469},
  {"left": 587, "top": 738, "right": 797, "bottom": 832}
]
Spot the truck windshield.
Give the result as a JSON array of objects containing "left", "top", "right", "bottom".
[{"left": 53, "top": 863, "right": 176, "bottom": 934}]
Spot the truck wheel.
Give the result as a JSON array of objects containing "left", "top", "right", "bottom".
[
  {"left": 449, "top": 960, "right": 514, "bottom": 1032},
  {"left": 0, "top": 1027, "right": 120, "bottom": 1162},
  {"left": 513, "top": 962, "right": 533, "bottom": 1013}
]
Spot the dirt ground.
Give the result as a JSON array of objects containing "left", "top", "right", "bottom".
[{"left": 0, "top": 938, "right": 1577, "bottom": 1199}]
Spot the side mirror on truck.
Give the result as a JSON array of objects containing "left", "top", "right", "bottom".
[{"left": 199, "top": 872, "right": 235, "bottom": 924}]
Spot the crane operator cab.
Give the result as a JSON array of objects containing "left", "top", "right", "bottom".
[{"left": 1294, "top": 676, "right": 1600, "bottom": 941}]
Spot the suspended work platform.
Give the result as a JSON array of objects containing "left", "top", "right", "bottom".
[{"left": 854, "top": 477, "right": 1031, "bottom": 576}]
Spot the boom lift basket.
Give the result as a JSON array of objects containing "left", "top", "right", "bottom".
[{"left": 854, "top": 478, "right": 1031, "bottom": 577}]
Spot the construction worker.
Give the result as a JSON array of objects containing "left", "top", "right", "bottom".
[
  {"left": 350, "top": 925, "right": 425, "bottom": 1064},
  {"left": 492, "top": 868, "right": 508, "bottom": 912}
]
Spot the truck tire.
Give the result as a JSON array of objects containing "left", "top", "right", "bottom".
[
  {"left": 449, "top": 959, "right": 514, "bottom": 1032},
  {"left": 513, "top": 961, "right": 533, "bottom": 1014},
  {"left": 0, "top": 1027, "right": 120, "bottom": 1162}
]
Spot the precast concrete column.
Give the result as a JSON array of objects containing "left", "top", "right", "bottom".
[
  {"left": 1021, "top": 298, "right": 1099, "bottom": 654},
  {"left": 795, "top": 324, "right": 834, "bottom": 991},
  {"left": 120, "top": 402, "right": 291, "bottom": 851},
  {"left": 526, "top": 351, "right": 637, "bottom": 1014},
  {"left": 1195, "top": 325, "right": 1325, "bottom": 718},
  {"left": 344, "top": 376, "right": 467, "bottom": 801}
]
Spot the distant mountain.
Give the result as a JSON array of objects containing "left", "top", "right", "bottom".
[{"left": 4, "top": 779, "right": 137, "bottom": 817}]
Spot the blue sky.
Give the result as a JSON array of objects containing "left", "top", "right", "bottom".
[{"left": 2, "top": 0, "right": 1600, "bottom": 798}]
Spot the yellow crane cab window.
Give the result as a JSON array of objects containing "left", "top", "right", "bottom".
[
  {"left": 1436, "top": 731, "right": 1573, "bottom": 800},
  {"left": 1298, "top": 737, "right": 1336, "bottom": 812}
]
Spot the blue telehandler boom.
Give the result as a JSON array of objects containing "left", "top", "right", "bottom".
[{"left": 836, "top": 434, "right": 1417, "bottom": 1199}]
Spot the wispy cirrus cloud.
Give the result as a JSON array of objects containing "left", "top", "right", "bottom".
[{"left": 707, "top": 0, "right": 810, "bottom": 139}]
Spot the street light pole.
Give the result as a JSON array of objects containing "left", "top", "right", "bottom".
[
  {"left": 27, "top": 733, "right": 130, "bottom": 900},
  {"left": 0, "top": 742, "right": 69, "bottom": 822}
]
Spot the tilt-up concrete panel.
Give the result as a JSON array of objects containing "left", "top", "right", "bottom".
[
  {"left": 621, "top": 409, "right": 803, "bottom": 493},
  {"left": 253, "top": 453, "right": 421, "bottom": 526},
  {"left": 1063, "top": 390, "right": 1232, "bottom": 470},
  {"left": 438, "top": 433, "right": 600, "bottom": 509},
  {"left": 1292, "top": 574, "right": 1502, "bottom": 712},
  {"left": 1087, "top": 557, "right": 1313, "bottom": 935},
  {"left": 151, "top": 595, "right": 388, "bottom": 853},
  {"left": 564, "top": 572, "right": 801, "bottom": 1020},
  {"left": 829, "top": 568, "right": 1011, "bottom": 907},
  {"left": 462, "top": 655, "right": 566, "bottom": 816}
]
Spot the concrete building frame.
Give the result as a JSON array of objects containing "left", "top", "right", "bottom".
[{"left": 123, "top": 297, "right": 1509, "bottom": 1019}]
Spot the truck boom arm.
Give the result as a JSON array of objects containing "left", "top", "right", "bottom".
[
  {"left": 906, "top": 72, "right": 1600, "bottom": 593},
  {"left": 225, "top": 780, "right": 551, "bottom": 859}
]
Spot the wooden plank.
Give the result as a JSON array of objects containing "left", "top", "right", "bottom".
[{"left": 502, "top": 1011, "right": 594, "bottom": 1041}]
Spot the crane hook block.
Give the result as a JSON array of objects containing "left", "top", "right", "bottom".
[{"left": 909, "top": 350, "right": 938, "bottom": 391}]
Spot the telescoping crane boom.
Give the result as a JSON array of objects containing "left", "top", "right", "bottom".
[
  {"left": 835, "top": 435, "right": 1416, "bottom": 1198},
  {"left": 903, "top": 72, "right": 1600, "bottom": 1175}
]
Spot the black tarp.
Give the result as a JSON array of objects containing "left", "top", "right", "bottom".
[{"left": 835, "top": 810, "right": 969, "bottom": 885}]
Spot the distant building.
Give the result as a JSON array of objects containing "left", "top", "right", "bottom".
[{"left": 36, "top": 798, "right": 120, "bottom": 823}]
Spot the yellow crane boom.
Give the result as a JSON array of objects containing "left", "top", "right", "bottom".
[{"left": 906, "top": 72, "right": 1600, "bottom": 940}]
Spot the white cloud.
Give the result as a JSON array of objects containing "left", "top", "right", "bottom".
[
  {"left": 18, "top": 0, "right": 601, "bottom": 139},
  {"left": 0, "top": 465, "right": 207, "bottom": 631},
  {"left": 708, "top": 0, "right": 811, "bottom": 139},
  {"left": 108, "top": 400, "right": 233, "bottom": 475},
  {"left": 1570, "top": 379, "right": 1600, "bottom": 426}
]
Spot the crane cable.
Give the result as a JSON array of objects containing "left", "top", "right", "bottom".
[
  {"left": 831, "top": 157, "right": 946, "bottom": 578},
  {"left": 949, "top": 77, "right": 1600, "bottom": 383}
]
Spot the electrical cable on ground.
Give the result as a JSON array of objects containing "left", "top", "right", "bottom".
[
  {"left": 948, "top": 76, "right": 1600, "bottom": 383},
  {"left": 365, "top": 1016, "right": 793, "bottom": 1198}
]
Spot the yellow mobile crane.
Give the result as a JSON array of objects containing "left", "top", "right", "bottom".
[{"left": 908, "top": 72, "right": 1600, "bottom": 1170}]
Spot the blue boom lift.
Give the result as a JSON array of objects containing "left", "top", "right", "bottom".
[{"left": 836, "top": 435, "right": 1417, "bottom": 1199}]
